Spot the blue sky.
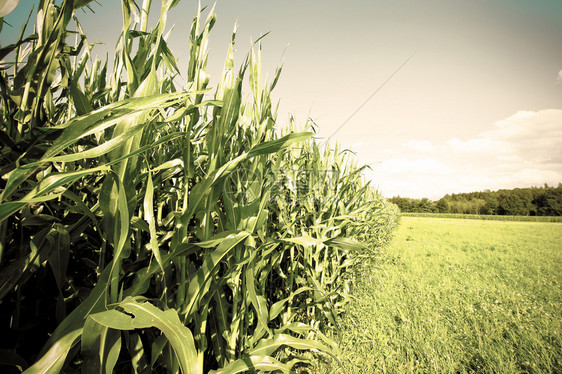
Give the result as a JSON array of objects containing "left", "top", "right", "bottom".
[{"left": 2, "top": 0, "right": 561, "bottom": 199}]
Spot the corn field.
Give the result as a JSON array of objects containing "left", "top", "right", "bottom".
[{"left": 0, "top": 1, "right": 398, "bottom": 373}]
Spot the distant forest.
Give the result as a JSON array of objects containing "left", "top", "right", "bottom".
[{"left": 390, "top": 184, "right": 562, "bottom": 216}]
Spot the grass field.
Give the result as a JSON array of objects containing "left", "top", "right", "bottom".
[{"left": 316, "top": 216, "right": 562, "bottom": 373}]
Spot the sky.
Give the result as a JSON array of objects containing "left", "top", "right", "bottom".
[{"left": 2, "top": 0, "right": 562, "bottom": 199}]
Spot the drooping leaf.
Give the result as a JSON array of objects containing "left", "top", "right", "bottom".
[
  {"left": 248, "top": 334, "right": 335, "bottom": 358},
  {"left": 211, "top": 355, "right": 294, "bottom": 374},
  {"left": 91, "top": 298, "right": 199, "bottom": 374},
  {"left": 183, "top": 231, "right": 251, "bottom": 318}
]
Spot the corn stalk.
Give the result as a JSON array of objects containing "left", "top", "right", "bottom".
[{"left": 0, "top": 1, "right": 398, "bottom": 373}]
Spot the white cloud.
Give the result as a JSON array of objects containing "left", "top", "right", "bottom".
[
  {"left": 368, "top": 158, "right": 454, "bottom": 199},
  {"left": 485, "top": 110, "right": 562, "bottom": 140},
  {"left": 444, "top": 110, "right": 562, "bottom": 164},
  {"left": 496, "top": 155, "right": 521, "bottom": 162},
  {"left": 404, "top": 140, "right": 434, "bottom": 153},
  {"left": 485, "top": 109, "right": 562, "bottom": 163},
  {"left": 369, "top": 109, "right": 562, "bottom": 199},
  {"left": 379, "top": 157, "right": 453, "bottom": 175},
  {"left": 445, "top": 137, "right": 510, "bottom": 154},
  {"left": 557, "top": 70, "right": 562, "bottom": 84}
]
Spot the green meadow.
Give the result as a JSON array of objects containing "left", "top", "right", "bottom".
[{"left": 319, "top": 216, "right": 562, "bottom": 373}]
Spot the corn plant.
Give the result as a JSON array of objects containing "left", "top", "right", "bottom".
[{"left": 0, "top": 1, "right": 398, "bottom": 373}]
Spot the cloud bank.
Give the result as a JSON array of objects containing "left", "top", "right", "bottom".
[{"left": 370, "top": 109, "right": 562, "bottom": 199}]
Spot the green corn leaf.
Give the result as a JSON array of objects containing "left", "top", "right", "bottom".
[
  {"left": 102, "top": 174, "right": 130, "bottom": 303},
  {"left": 90, "top": 297, "right": 199, "bottom": 374},
  {"left": 247, "top": 132, "right": 313, "bottom": 157},
  {"left": 184, "top": 153, "right": 247, "bottom": 221},
  {"left": 192, "top": 230, "right": 242, "bottom": 249},
  {"left": 269, "top": 287, "right": 313, "bottom": 321},
  {"left": 44, "top": 92, "right": 186, "bottom": 156},
  {"left": 150, "top": 335, "right": 168, "bottom": 370},
  {"left": 129, "top": 333, "right": 149, "bottom": 374},
  {"left": 2, "top": 2, "right": 401, "bottom": 373},
  {"left": 0, "top": 166, "right": 110, "bottom": 223},
  {"left": 62, "top": 189, "right": 100, "bottom": 228},
  {"left": 0, "top": 202, "right": 26, "bottom": 224},
  {"left": 22, "top": 330, "right": 83, "bottom": 374},
  {"left": 73, "top": 0, "right": 97, "bottom": 11},
  {"left": 185, "top": 132, "right": 313, "bottom": 223},
  {"left": 275, "top": 322, "right": 315, "bottom": 336},
  {"left": 46, "top": 224, "right": 70, "bottom": 295},
  {"left": 270, "top": 64, "right": 283, "bottom": 91},
  {"left": 81, "top": 317, "right": 121, "bottom": 374},
  {"left": 123, "top": 242, "right": 201, "bottom": 298},
  {"left": 249, "top": 44, "right": 261, "bottom": 108},
  {"left": 248, "top": 334, "right": 335, "bottom": 358},
  {"left": 143, "top": 172, "right": 164, "bottom": 273},
  {"left": 0, "top": 94, "right": 185, "bottom": 203},
  {"left": 211, "top": 355, "right": 293, "bottom": 374},
  {"left": 0, "top": 227, "right": 51, "bottom": 300},
  {"left": 183, "top": 231, "right": 251, "bottom": 319},
  {"left": 245, "top": 265, "right": 270, "bottom": 335},
  {"left": 69, "top": 80, "right": 94, "bottom": 115},
  {"left": 24, "top": 266, "right": 112, "bottom": 374},
  {"left": 209, "top": 290, "right": 229, "bottom": 365},
  {"left": 42, "top": 117, "right": 153, "bottom": 163},
  {"left": 0, "top": 35, "right": 38, "bottom": 61},
  {"left": 325, "top": 237, "right": 365, "bottom": 252},
  {"left": 90, "top": 308, "right": 147, "bottom": 330},
  {"left": 21, "top": 166, "right": 110, "bottom": 203}
]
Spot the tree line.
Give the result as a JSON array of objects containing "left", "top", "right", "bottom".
[{"left": 390, "top": 184, "right": 562, "bottom": 216}]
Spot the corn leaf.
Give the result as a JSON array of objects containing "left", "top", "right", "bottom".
[{"left": 90, "top": 297, "right": 199, "bottom": 374}]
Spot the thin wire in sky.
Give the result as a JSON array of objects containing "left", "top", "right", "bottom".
[{"left": 322, "top": 53, "right": 416, "bottom": 145}]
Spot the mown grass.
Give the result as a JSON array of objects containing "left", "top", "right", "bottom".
[
  {"left": 317, "top": 216, "right": 562, "bottom": 373},
  {"left": 402, "top": 212, "right": 562, "bottom": 222}
]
